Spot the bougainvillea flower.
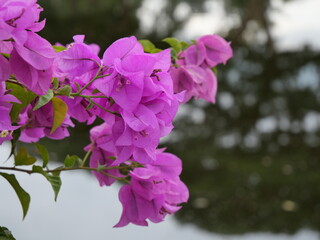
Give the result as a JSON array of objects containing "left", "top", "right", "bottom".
[
  {"left": 121, "top": 104, "right": 158, "bottom": 132},
  {"left": 114, "top": 185, "right": 154, "bottom": 227},
  {"left": 197, "top": 34, "right": 233, "bottom": 67},
  {"left": 142, "top": 96, "right": 181, "bottom": 137},
  {"left": 170, "top": 34, "right": 232, "bottom": 103},
  {"left": 56, "top": 35, "right": 101, "bottom": 78},
  {"left": 95, "top": 71, "right": 145, "bottom": 112},
  {"left": 86, "top": 123, "right": 122, "bottom": 186},
  {"left": 58, "top": 80, "right": 100, "bottom": 124},
  {"left": 95, "top": 37, "right": 155, "bottom": 111},
  {"left": 0, "top": 40, "right": 13, "bottom": 54},
  {"left": 181, "top": 44, "right": 206, "bottom": 66},
  {"left": 0, "top": 106, "right": 18, "bottom": 145},
  {"left": 0, "top": 81, "right": 20, "bottom": 144},
  {"left": 114, "top": 150, "right": 189, "bottom": 227},
  {"left": 0, "top": 54, "right": 10, "bottom": 82},
  {"left": 0, "top": 0, "right": 45, "bottom": 44},
  {"left": 0, "top": 104, "right": 20, "bottom": 145},
  {"left": 19, "top": 101, "right": 74, "bottom": 143},
  {"left": 13, "top": 32, "right": 55, "bottom": 70},
  {"left": 10, "top": 49, "right": 53, "bottom": 95},
  {"left": 61, "top": 95, "right": 96, "bottom": 124},
  {"left": 102, "top": 36, "right": 143, "bottom": 66},
  {"left": 181, "top": 34, "right": 232, "bottom": 68},
  {"left": 89, "top": 149, "right": 122, "bottom": 187},
  {"left": 95, "top": 54, "right": 159, "bottom": 112},
  {"left": 73, "top": 35, "right": 100, "bottom": 55},
  {"left": 110, "top": 118, "right": 159, "bottom": 165},
  {"left": 129, "top": 151, "right": 188, "bottom": 202},
  {"left": 87, "top": 123, "right": 116, "bottom": 154},
  {"left": 171, "top": 64, "right": 217, "bottom": 103},
  {"left": 0, "top": 81, "right": 20, "bottom": 108}
]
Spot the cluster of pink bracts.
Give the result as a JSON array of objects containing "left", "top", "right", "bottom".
[{"left": 0, "top": 0, "right": 232, "bottom": 227}]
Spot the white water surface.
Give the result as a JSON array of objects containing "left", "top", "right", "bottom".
[{"left": 0, "top": 144, "right": 319, "bottom": 240}]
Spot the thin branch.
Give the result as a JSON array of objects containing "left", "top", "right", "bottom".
[
  {"left": 0, "top": 165, "right": 132, "bottom": 175},
  {"left": 69, "top": 94, "right": 109, "bottom": 99},
  {"left": 88, "top": 99, "right": 121, "bottom": 117},
  {"left": 80, "top": 146, "right": 93, "bottom": 167}
]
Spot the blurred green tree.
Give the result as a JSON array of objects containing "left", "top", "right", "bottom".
[{"left": 37, "top": 0, "right": 320, "bottom": 234}]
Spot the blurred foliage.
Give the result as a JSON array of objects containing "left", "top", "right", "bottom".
[
  {"left": 38, "top": 0, "right": 142, "bottom": 49},
  {"left": 36, "top": 0, "right": 320, "bottom": 235}
]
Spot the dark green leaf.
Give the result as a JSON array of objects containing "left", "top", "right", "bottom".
[
  {"left": 6, "top": 82, "right": 37, "bottom": 122},
  {"left": 33, "top": 89, "right": 54, "bottom": 111},
  {"left": 8, "top": 128, "right": 21, "bottom": 161},
  {"left": 51, "top": 97, "right": 68, "bottom": 134},
  {"left": 0, "top": 226, "right": 16, "bottom": 240},
  {"left": 32, "top": 166, "right": 62, "bottom": 201},
  {"left": 14, "top": 147, "right": 36, "bottom": 166},
  {"left": 51, "top": 167, "right": 62, "bottom": 177},
  {"left": 0, "top": 173, "right": 30, "bottom": 219},
  {"left": 34, "top": 143, "right": 49, "bottom": 168},
  {"left": 47, "top": 174, "right": 62, "bottom": 201},
  {"left": 162, "top": 37, "right": 182, "bottom": 53},
  {"left": 64, "top": 155, "right": 79, "bottom": 167}
]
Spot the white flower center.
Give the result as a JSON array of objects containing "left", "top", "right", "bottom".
[{"left": 0, "top": 130, "right": 9, "bottom": 138}]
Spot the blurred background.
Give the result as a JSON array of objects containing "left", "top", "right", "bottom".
[{"left": 1, "top": 0, "right": 320, "bottom": 239}]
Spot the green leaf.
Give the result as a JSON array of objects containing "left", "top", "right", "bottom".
[
  {"left": 162, "top": 38, "right": 182, "bottom": 53},
  {"left": 34, "top": 143, "right": 49, "bottom": 168},
  {"left": 212, "top": 67, "right": 218, "bottom": 75},
  {"left": 51, "top": 97, "right": 68, "bottom": 134},
  {"left": 97, "top": 163, "right": 107, "bottom": 171},
  {"left": 33, "top": 89, "right": 54, "bottom": 111},
  {"left": 1, "top": 53, "right": 10, "bottom": 59},
  {"left": 150, "top": 48, "right": 162, "bottom": 53},
  {"left": 8, "top": 128, "right": 21, "bottom": 161},
  {"left": 85, "top": 101, "right": 94, "bottom": 110},
  {"left": 170, "top": 49, "right": 177, "bottom": 60},
  {"left": 91, "top": 89, "right": 101, "bottom": 94},
  {"left": 32, "top": 166, "right": 62, "bottom": 201},
  {"left": 64, "top": 155, "right": 79, "bottom": 167},
  {"left": 52, "top": 78, "right": 59, "bottom": 89},
  {"left": 53, "top": 45, "right": 66, "bottom": 52},
  {"left": 56, "top": 85, "right": 72, "bottom": 96},
  {"left": 6, "top": 82, "right": 37, "bottom": 122},
  {"left": 139, "top": 40, "right": 156, "bottom": 53},
  {"left": 180, "top": 41, "right": 190, "bottom": 49},
  {"left": 0, "top": 173, "right": 30, "bottom": 219},
  {"left": 14, "top": 147, "right": 37, "bottom": 166},
  {"left": 75, "top": 82, "right": 81, "bottom": 92},
  {"left": 0, "top": 226, "right": 16, "bottom": 240},
  {"left": 47, "top": 174, "right": 62, "bottom": 201}
]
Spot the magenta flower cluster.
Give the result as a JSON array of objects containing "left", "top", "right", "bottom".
[
  {"left": 0, "top": 0, "right": 232, "bottom": 227},
  {"left": 171, "top": 35, "right": 233, "bottom": 103}
]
